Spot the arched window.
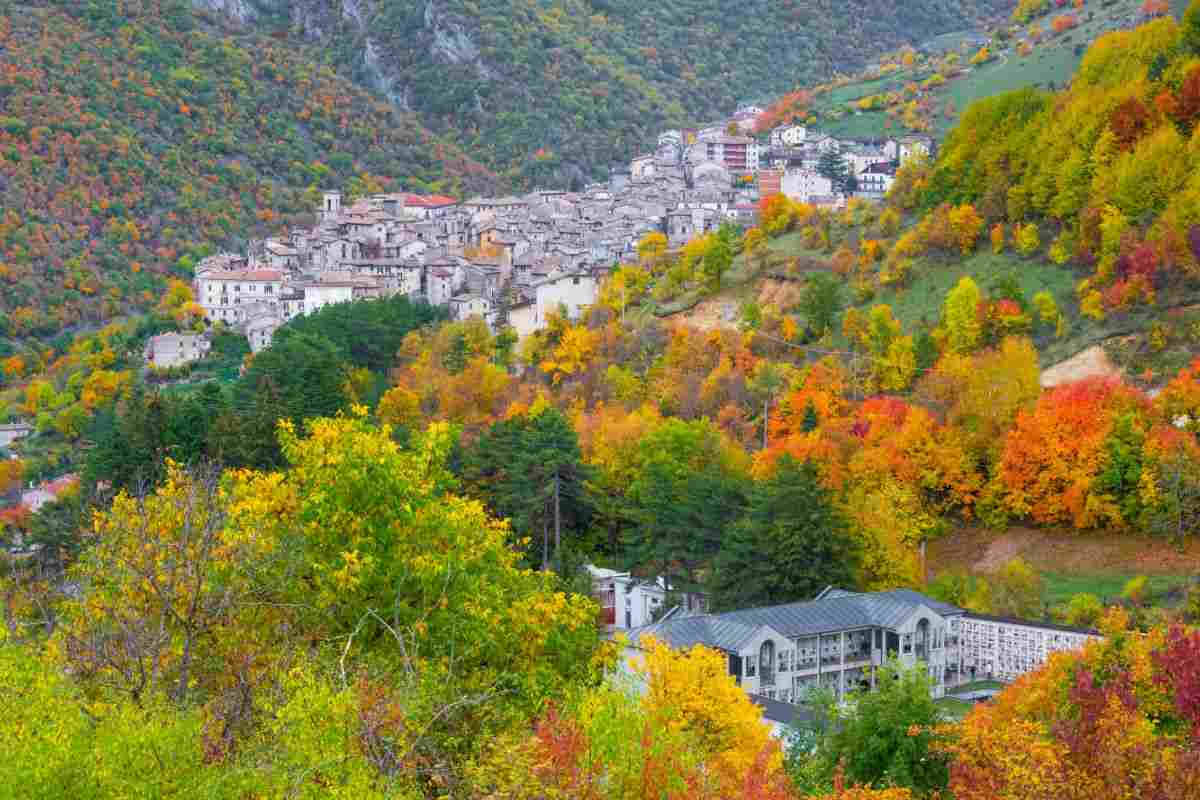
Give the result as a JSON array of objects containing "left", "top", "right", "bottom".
[
  {"left": 915, "top": 618, "right": 930, "bottom": 661},
  {"left": 759, "top": 640, "right": 776, "bottom": 686}
]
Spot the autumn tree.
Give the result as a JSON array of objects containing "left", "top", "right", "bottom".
[
  {"left": 55, "top": 462, "right": 259, "bottom": 704},
  {"left": 947, "top": 204, "right": 985, "bottom": 255},
  {"left": 943, "top": 277, "right": 983, "bottom": 354},
  {"left": 990, "top": 557, "right": 1046, "bottom": 618},
  {"left": 999, "top": 378, "right": 1147, "bottom": 528},
  {"left": 946, "top": 617, "right": 1200, "bottom": 799}
]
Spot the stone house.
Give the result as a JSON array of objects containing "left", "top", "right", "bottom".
[
  {"left": 144, "top": 332, "right": 212, "bottom": 369},
  {"left": 448, "top": 294, "right": 492, "bottom": 321}
]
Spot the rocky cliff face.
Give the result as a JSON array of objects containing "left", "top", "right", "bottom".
[{"left": 193, "top": 0, "right": 1014, "bottom": 188}]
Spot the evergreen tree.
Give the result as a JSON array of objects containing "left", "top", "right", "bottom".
[
  {"left": 237, "top": 331, "right": 351, "bottom": 426},
  {"left": 800, "top": 401, "right": 820, "bottom": 433},
  {"left": 914, "top": 328, "right": 939, "bottom": 374},
  {"left": 709, "top": 457, "right": 857, "bottom": 611},
  {"left": 278, "top": 295, "right": 445, "bottom": 375},
  {"left": 626, "top": 419, "right": 748, "bottom": 586},
  {"left": 459, "top": 407, "right": 592, "bottom": 571},
  {"left": 798, "top": 273, "right": 843, "bottom": 337},
  {"left": 817, "top": 149, "right": 853, "bottom": 194}
]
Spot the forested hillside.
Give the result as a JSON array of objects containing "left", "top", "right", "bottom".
[
  {"left": 0, "top": 0, "right": 499, "bottom": 345},
  {"left": 194, "top": 0, "right": 1015, "bottom": 186}
]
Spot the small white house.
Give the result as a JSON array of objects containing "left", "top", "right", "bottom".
[
  {"left": 532, "top": 271, "right": 596, "bottom": 330},
  {"left": 770, "top": 124, "right": 808, "bottom": 148},
  {"left": 781, "top": 168, "right": 833, "bottom": 204},
  {"left": 448, "top": 294, "right": 492, "bottom": 321},
  {"left": 587, "top": 565, "right": 707, "bottom": 631}
]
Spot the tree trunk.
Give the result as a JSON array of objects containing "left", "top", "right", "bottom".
[{"left": 763, "top": 397, "right": 770, "bottom": 450}]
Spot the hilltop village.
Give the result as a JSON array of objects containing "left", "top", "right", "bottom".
[{"left": 189, "top": 110, "right": 931, "bottom": 352}]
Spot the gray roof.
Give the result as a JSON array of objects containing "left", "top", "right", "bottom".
[
  {"left": 752, "top": 695, "right": 815, "bottom": 727},
  {"left": 628, "top": 589, "right": 964, "bottom": 652}
]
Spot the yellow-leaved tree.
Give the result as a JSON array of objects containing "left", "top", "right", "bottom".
[{"left": 634, "top": 636, "right": 780, "bottom": 785}]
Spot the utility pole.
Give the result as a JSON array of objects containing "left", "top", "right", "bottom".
[{"left": 553, "top": 469, "right": 561, "bottom": 569}]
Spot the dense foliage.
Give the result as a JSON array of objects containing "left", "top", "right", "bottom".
[
  {"left": 83, "top": 297, "right": 441, "bottom": 488},
  {"left": 946, "top": 612, "right": 1200, "bottom": 798},
  {"left": 0, "top": 0, "right": 497, "bottom": 344},
  {"left": 922, "top": 7, "right": 1200, "bottom": 317}
]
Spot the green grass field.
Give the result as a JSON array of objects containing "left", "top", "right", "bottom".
[
  {"left": 1040, "top": 571, "right": 1191, "bottom": 607},
  {"left": 865, "top": 251, "right": 1077, "bottom": 332},
  {"left": 935, "top": 696, "right": 976, "bottom": 721},
  {"left": 806, "top": 0, "right": 1153, "bottom": 141}
]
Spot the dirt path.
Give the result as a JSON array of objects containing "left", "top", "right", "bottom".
[
  {"left": 1040, "top": 345, "right": 1123, "bottom": 388},
  {"left": 931, "top": 527, "right": 1200, "bottom": 577}
]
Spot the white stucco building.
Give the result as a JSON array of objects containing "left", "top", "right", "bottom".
[
  {"left": 530, "top": 271, "right": 596, "bottom": 331},
  {"left": 781, "top": 168, "right": 833, "bottom": 204},
  {"left": 770, "top": 124, "right": 808, "bottom": 148},
  {"left": 195, "top": 268, "right": 284, "bottom": 326},
  {"left": 587, "top": 565, "right": 708, "bottom": 631}
]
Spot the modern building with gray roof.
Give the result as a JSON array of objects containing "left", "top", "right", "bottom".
[{"left": 625, "top": 587, "right": 1099, "bottom": 707}]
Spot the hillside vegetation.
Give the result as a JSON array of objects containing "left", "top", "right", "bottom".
[
  {"left": 198, "top": 0, "right": 1015, "bottom": 185},
  {"left": 800, "top": 0, "right": 1167, "bottom": 141},
  {"left": 0, "top": 0, "right": 499, "bottom": 346}
]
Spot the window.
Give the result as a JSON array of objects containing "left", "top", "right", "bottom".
[
  {"left": 902, "top": 633, "right": 913, "bottom": 654},
  {"left": 744, "top": 655, "right": 756, "bottom": 678}
]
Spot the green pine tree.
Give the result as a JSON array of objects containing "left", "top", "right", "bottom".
[{"left": 709, "top": 456, "right": 857, "bottom": 611}]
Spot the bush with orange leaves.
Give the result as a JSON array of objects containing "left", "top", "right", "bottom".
[{"left": 943, "top": 610, "right": 1200, "bottom": 800}]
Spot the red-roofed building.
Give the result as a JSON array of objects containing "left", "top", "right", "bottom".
[{"left": 402, "top": 193, "right": 460, "bottom": 219}]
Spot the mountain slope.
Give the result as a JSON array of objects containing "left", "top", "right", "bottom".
[
  {"left": 0, "top": 0, "right": 501, "bottom": 345},
  {"left": 194, "top": 0, "right": 1016, "bottom": 186}
]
